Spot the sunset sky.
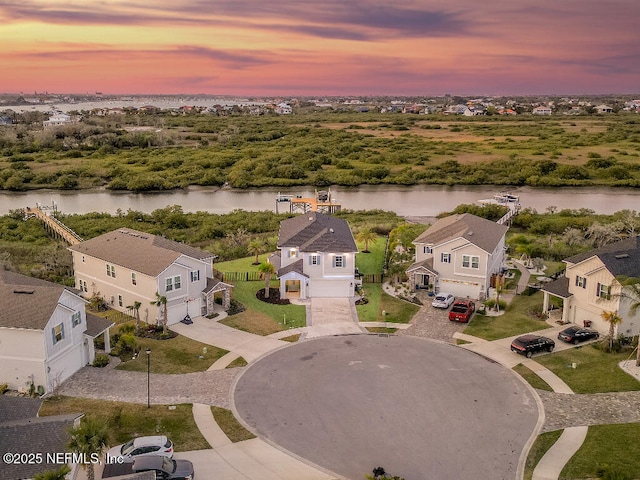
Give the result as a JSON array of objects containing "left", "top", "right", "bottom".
[{"left": 2, "top": 0, "right": 639, "bottom": 96}]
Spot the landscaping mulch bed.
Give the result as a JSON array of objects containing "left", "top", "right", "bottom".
[
  {"left": 136, "top": 326, "right": 178, "bottom": 340},
  {"left": 256, "top": 288, "right": 290, "bottom": 305}
]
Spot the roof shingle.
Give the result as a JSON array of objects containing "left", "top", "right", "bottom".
[
  {"left": 413, "top": 214, "right": 508, "bottom": 253},
  {"left": 278, "top": 213, "right": 357, "bottom": 253}
]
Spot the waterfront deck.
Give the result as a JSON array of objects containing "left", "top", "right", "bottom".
[{"left": 24, "top": 206, "right": 83, "bottom": 245}]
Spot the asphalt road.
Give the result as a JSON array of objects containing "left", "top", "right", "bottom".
[{"left": 233, "top": 335, "right": 539, "bottom": 480}]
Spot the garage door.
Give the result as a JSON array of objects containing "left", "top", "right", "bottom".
[
  {"left": 310, "top": 279, "right": 350, "bottom": 298},
  {"left": 439, "top": 278, "right": 481, "bottom": 300}
]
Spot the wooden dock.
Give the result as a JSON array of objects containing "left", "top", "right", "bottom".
[
  {"left": 275, "top": 189, "right": 342, "bottom": 214},
  {"left": 24, "top": 207, "right": 83, "bottom": 245}
]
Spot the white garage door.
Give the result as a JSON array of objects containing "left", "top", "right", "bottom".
[
  {"left": 438, "top": 278, "right": 481, "bottom": 300},
  {"left": 310, "top": 279, "right": 350, "bottom": 298}
]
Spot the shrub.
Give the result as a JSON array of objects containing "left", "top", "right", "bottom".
[
  {"left": 227, "top": 299, "right": 246, "bottom": 316},
  {"left": 92, "top": 354, "right": 110, "bottom": 368},
  {"left": 0, "top": 383, "right": 8, "bottom": 395}
]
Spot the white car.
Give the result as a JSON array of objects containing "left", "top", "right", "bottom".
[
  {"left": 431, "top": 293, "right": 455, "bottom": 309},
  {"left": 107, "top": 436, "right": 174, "bottom": 463}
]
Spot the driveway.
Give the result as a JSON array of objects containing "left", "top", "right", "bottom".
[
  {"left": 306, "top": 298, "right": 364, "bottom": 338},
  {"left": 233, "top": 335, "right": 539, "bottom": 480}
]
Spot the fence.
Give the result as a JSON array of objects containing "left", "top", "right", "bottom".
[
  {"left": 360, "top": 273, "right": 384, "bottom": 283},
  {"left": 213, "top": 268, "right": 271, "bottom": 282}
]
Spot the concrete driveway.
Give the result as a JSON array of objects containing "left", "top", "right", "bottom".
[{"left": 233, "top": 335, "right": 539, "bottom": 480}]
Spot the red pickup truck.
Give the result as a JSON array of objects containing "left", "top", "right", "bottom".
[{"left": 448, "top": 299, "right": 476, "bottom": 323}]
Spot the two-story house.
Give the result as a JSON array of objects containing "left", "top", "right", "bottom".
[
  {"left": 542, "top": 236, "right": 640, "bottom": 335},
  {"left": 0, "top": 270, "right": 113, "bottom": 393},
  {"left": 407, "top": 214, "right": 508, "bottom": 299},
  {"left": 274, "top": 212, "right": 358, "bottom": 299},
  {"left": 69, "top": 229, "right": 232, "bottom": 327}
]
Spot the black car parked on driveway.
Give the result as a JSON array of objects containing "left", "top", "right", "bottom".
[
  {"left": 558, "top": 325, "right": 600, "bottom": 345},
  {"left": 511, "top": 334, "right": 555, "bottom": 358}
]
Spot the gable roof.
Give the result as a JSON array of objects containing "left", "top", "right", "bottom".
[
  {"left": 69, "top": 228, "right": 215, "bottom": 277},
  {"left": 413, "top": 214, "right": 508, "bottom": 253},
  {"left": 277, "top": 259, "right": 308, "bottom": 278},
  {"left": 0, "top": 270, "right": 78, "bottom": 330},
  {"left": 565, "top": 236, "right": 640, "bottom": 278},
  {"left": 278, "top": 212, "right": 357, "bottom": 253}
]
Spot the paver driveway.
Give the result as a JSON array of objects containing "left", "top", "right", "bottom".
[{"left": 234, "top": 335, "right": 539, "bottom": 480}]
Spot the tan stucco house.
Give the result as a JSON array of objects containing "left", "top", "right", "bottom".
[
  {"left": 0, "top": 270, "right": 113, "bottom": 393},
  {"left": 69, "top": 228, "right": 232, "bottom": 326},
  {"left": 542, "top": 236, "right": 640, "bottom": 335},
  {"left": 273, "top": 212, "right": 358, "bottom": 299},
  {"left": 407, "top": 214, "right": 508, "bottom": 299}
]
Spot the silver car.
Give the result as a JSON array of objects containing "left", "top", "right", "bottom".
[
  {"left": 107, "top": 435, "right": 174, "bottom": 463},
  {"left": 432, "top": 293, "right": 455, "bottom": 309}
]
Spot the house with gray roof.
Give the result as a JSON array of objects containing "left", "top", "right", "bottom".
[
  {"left": 407, "top": 214, "right": 508, "bottom": 299},
  {"left": 69, "top": 229, "right": 232, "bottom": 326},
  {"left": 542, "top": 236, "right": 640, "bottom": 335},
  {"left": 0, "top": 270, "right": 113, "bottom": 394},
  {"left": 274, "top": 212, "right": 358, "bottom": 299}
]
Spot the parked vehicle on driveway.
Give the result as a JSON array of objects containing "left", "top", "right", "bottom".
[
  {"left": 107, "top": 436, "right": 173, "bottom": 463},
  {"left": 511, "top": 335, "right": 555, "bottom": 358},
  {"left": 448, "top": 299, "right": 475, "bottom": 322},
  {"left": 132, "top": 455, "right": 194, "bottom": 480},
  {"left": 432, "top": 293, "right": 455, "bottom": 309},
  {"left": 558, "top": 326, "right": 600, "bottom": 345}
]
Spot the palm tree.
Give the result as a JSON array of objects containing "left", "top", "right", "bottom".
[
  {"left": 356, "top": 228, "right": 377, "bottom": 253},
  {"left": 67, "top": 416, "right": 109, "bottom": 480},
  {"left": 611, "top": 277, "right": 640, "bottom": 365},
  {"left": 248, "top": 238, "right": 264, "bottom": 265},
  {"left": 150, "top": 292, "right": 168, "bottom": 335},
  {"left": 127, "top": 300, "right": 142, "bottom": 334},
  {"left": 258, "top": 261, "right": 277, "bottom": 298},
  {"left": 601, "top": 310, "right": 623, "bottom": 352}
]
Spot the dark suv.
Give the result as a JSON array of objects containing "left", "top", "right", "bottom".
[
  {"left": 132, "top": 456, "right": 194, "bottom": 480},
  {"left": 511, "top": 334, "right": 555, "bottom": 358}
]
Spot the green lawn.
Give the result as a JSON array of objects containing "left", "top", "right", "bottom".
[
  {"left": 535, "top": 345, "right": 640, "bottom": 393},
  {"left": 115, "top": 328, "right": 228, "bottom": 374},
  {"left": 215, "top": 255, "right": 271, "bottom": 273},
  {"left": 513, "top": 363, "right": 553, "bottom": 392},
  {"left": 463, "top": 292, "right": 549, "bottom": 340},
  {"left": 561, "top": 423, "right": 640, "bottom": 480},
  {"left": 39, "top": 396, "right": 209, "bottom": 452},
  {"left": 357, "top": 283, "right": 420, "bottom": 323},
  {"left": 210, "top": 407, "right": 256, "bottom": 443},
  {"left": 524, "top": 431, "right": 563, "bottom": 480},
  {"left": 227, "top": 280, "right": 306, "bottom": 330},
  {"left": 355, "top": 236, "right": 386, "bottom": 275}
]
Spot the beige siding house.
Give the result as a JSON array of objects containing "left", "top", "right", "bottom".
[
  {"left": 407, "top": 214, "right": 508, "bottom": 299},
  {"left": 542, "top": 236, "right": 640, "bottom": 335},
  {"left": 274, "top": 212, "right": 358, "bottom": 299},
  {"left": 69, "top": 229, "right": 232, "bottom": 326},
  {"left": 0, "top": 270, "right": 112, "bottom": 393}
]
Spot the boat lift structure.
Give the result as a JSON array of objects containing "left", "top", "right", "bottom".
[{"left": 275, "top": 188, "right": 342, "bottom": 214}]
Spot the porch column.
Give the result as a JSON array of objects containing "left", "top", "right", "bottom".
[
  {"left": 562, "top": 299, "right": 571, "bottom": 323},
  {"left": 542, "top": 291, "right": 550, "bottom": 317},
  {"left": 223, "top": 288, "right": 230, "bottom": 311},
  {"left": 104, "top": 328, "right": 112, "bottom": 354}
]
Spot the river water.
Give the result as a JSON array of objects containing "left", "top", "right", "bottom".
[{"left": 1, "top": 185, "right": 638, "bottom": 217}]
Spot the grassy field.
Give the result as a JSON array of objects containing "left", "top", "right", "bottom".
[
  {"left": 355, "top": 236, "right": 386, "bottom": 274},
  {"left": 39, "top": 396, "right": 209, "bottom": 451},
  {"left": 463, "top": 292, "right": 550, "bottom": 340},
  {"left": 561, "top": 423, "right": 640, "bottom": 479},
  {"left": 512, "top": 363, "right": 553, "bottom": 391},
  {"left": 114, "top": 326, "right": 228, "bottom": 374},
  {"left": 210, "top": 407, "right": 256, "bottom": 443},
  {"left": 524, "top": 431, "right": 563, "bottom": 480},
  {"left": 215, "top": 255, "right": 272, "bottom": 273},
  {"left": 535, "top": 345, "right": 640, "bottom": 393},
  {"left": 356, "top": 283, "right": 420, "bottom": 323}
]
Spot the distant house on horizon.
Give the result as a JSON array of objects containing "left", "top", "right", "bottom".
[
  {"left": 533, "top": 106, "right": 552, "bottom": 115},
  {"left": 43, "top": 112, "right": 71, "bottom": 127}
]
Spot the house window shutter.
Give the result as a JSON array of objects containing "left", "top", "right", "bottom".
[
  {"left": 61, "top": 323, "right": 65, "bottom": 339},
  {"left": 52, "top": 327, "right": 56, "bottom": 344},
  {"left": 583, "top": 278, "right": 586, "bottom": 288},
  {"left": 309, "top": 256, "right": 313, "bottom": 265},
  {"left": 596, "top": 282, "right": 601, "bottom": 296},
  {"left": 332, "top": 257, "right": 336, "bottom": 268}
]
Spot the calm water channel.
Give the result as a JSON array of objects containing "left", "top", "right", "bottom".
[{"left": 1, "top": 185, "right": 639, "bottom": 217}]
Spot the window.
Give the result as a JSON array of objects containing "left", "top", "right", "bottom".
[
  {"left": 72, "top": 311, "right": 81, "bottom": 327},
  {"left": 52, "top": 323, "right": 64, "bottom": 344},
  {"left": 309, "top": 255, "right": 320, "bottom": 266},
  {"left": 597, "top": 283, "right": 611, "bottom": 300},
  {"left": 289, "top": 249, "right": 297, "bottom": 258},
  {"left": 423, "top": 246, "right": 433, "bottom": 254},
  {"left": 334, "top": 256, "right": 344, "bottom": 268},
  {"left": 106, "top": 264, "right": 116, "bottom": 278},
  {"left": 441, "top": 253, "right": 451, "bottom": 263},
  {"left": 78, "top": 279, "right": 88, "bottom": 293},
  {"left": 462, "top": 255, "right": 480, "bottom": 269},
  {"left": 82, "top": 256, "right": 85, "bottom": 262},
  {"left": 118, "top": 295, "right": 123, "bottom": 307},
  {"left": 131, "top": 273, "right": 137, "bottom": 285},
  {"left": 190, "top": 270, "right": 200, "bottom": 282},
  {"left": 165, "top": 275, "right": 181, "bottom": 292},
  {"left": 575, "top": 276, "right": 587, "bottom": 288}
]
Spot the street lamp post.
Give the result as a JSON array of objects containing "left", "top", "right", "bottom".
[{"left": 146, "top": 348, "right": 151, "bottom": 409}]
